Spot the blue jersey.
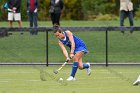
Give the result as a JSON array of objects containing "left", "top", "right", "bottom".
[{"left": 59, "top": 31, "right": 88, "bottom": 54}]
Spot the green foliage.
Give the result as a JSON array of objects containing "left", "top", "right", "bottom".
[
  {"left": 135, "top": 8, "right": 140, "bottom": 19},
  {"left": 21, "top": 0, "right": 28, "bottom": 21},
  {"left": 63, "top": 0, "right": 84, "bottom": 20},
  {"left": 81, "top": 0, "right": 116, "bottom": 20},
  {"left": 0, "top": 0, "right": 7, "bottom": 21},
  {"left": 96, "top": 14, "right": 118, "bottom": 20},
  {"left": 0, "top": 0, "right": 140, "bottom": 21}
]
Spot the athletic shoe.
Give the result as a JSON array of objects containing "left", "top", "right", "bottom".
[
  {"left": 66, "top": 76, "right": 76, "bottom": 81},
  {"left": 120, "top": 26, "right": 125, "bottom": 34},
  {"left": 133, "top": 75, "right": 140, "bottom": 86},
  {"left": 86, "top": 63, "right": 91, "bottom": 76},
  {"left": 130, "top": 26, "right": 134, "bottom": 34}
]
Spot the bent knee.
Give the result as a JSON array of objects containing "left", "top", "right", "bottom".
[{"left": 73, "top": 57, "right": 79, "bottom": 62}]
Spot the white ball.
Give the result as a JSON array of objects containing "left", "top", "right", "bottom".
[{"left": 59, "top": 78, "right": 63, "bottom": 81}]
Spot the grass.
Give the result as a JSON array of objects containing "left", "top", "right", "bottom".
[
  {"left": 1, "top": 19, "right": 140, "bottom": 27},
  {"left": 0, "top": 31, "right": 140, "bottom": 63},
  {"left": 0, "top": 21, "right": 140, "bottom": 63},
  {"left": 0, "top": 66, "right": 140, "bottom": 93},
  {"left": 0, "top": 32, "right": 46, "bottom": 62}
]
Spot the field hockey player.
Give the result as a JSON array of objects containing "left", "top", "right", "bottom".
[{"left": 53, "top": 25, "right": 91, "bottom": 81}]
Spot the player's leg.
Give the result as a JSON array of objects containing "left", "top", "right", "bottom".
[
  {"left": 78, "top": 58, "right": 91, "bottom": 75},
  {"left": 67, "top": 51, "right": 84, "bottom": 81}
]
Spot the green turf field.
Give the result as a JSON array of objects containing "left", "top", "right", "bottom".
[
  {"left": 0, "top": 31, "right": 140, "bottom": 63},
  {"left": 0, "top": 66, "right": 140, "bottom": 93},
  {"left": 1, "top": 20, "right": 140, "bottom": 27},
  {"left": 0, "top": 21, "right": 140, "bottom": 63}
]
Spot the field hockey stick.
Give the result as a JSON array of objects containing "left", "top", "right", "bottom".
[{"left": 53, "top": 60, "right": 69, "bottom": 74}]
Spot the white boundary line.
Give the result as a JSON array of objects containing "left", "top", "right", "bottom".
[
  {"left": 0, "top": 81, "right": 8, "bottom": 83},
  {"left": 0, "top": 79, "right": 41, "bottom": 82}
]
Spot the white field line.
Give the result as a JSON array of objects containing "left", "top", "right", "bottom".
[
  {"left": 59, "top": 71, "right": 140, "bottom": 74},
  {"left": 0, "top": 70, "right": 36, "bottom": 73},
  {"left": 26, "top": 80, "right": 41, "bottom": 82},
  {"left": 94, "top": 72, "right": 140, "bottom": 74},
  {"left": 0, "top": 79, "right": 41, "bottom": 82},
  {"left": 0, "top": 81, "right": 9, "bottom": 83},
  {"left": 0, "top": 77, "right": 119, "bottom": 82},
  {"left": 0, "top": 70, "right": 139, "bottom": 74},
  {"left": 77, "top": 77, "right": 120, "bottom": 80}
]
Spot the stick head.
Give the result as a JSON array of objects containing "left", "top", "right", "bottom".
[
  {"left": 40, "top": 70, "right": 47, "bottom": 81},
  {"left": 53, "top": 70, "right": 58, "bottom": 74}
]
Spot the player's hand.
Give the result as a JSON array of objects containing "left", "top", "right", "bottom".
[
  {"left": 66, "top": 57, "right": 70, "bottom": 62},
  {"left": 70, "top": 53, "right": 74, "bottom": 59},
  {"left": 12, "top": 7, "right": 17, "bottom": 12},
  {"left": 34, "top": 8, "right": 38, "bottom": 13}
]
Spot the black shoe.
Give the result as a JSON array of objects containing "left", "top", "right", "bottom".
[
  {"left": 120, "top": 26, "right": 125, "bottom": 34},
  {"left": 20, "top": 32, "right": 24, "bottom": 35},
  {"left": 130, "top": 30, "right": 134, "bottom": 34},
  {"left": 121, "top": 31, "right": 125, "bottom": 34},
  {"left": 130, "top": 26, "right": 134, "bottom": 34}
]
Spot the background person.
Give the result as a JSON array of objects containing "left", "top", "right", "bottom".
[
  {"left": 7, "top": 0, "right": 22, "bottom": 28},
  {"left": 27, "top": 0, "right": 39, "bottom": 35},
  {"left": 53, "top": 25, "right": 91, "bottom": 81},
  {"left": 49, "top": 0, "right": 64, "bottom": 26},
  {"left": 120, "top": 0, "right": 134, "bottom": 34}
]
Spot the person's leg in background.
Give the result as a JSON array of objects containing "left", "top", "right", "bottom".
[
  {"left": 33, "top": 12, "right": 38, "bottom": 35},
  {"left": 54, "top": 13, "right": 61, "bottom": 26},
  {"left": 8, "top": 12, "right": 14, "bottom": 27},
  {"left": 14, "top": 13, "right": 23, "bottom": 34},
  {"left": 9, "top": 21, "right": 13, "bottom": 28},
  {"left": 51, "top": 13, "right": 55, "bottom": 26},
  {"left": 120, "top": 10, "right": 126, "bottom": 34},
  {"left": 29, "top": 12, "right": 33, "bottom": 28},
  {"left": 14, "top": 13, "right": 22, "bottom": 28},
  {"left": 17, "top": 20, "right": 22, "bottom": 28},
  {"left": 18, "top": 20, "right": 23, "bottom": 35},
  {"left": 29, "top": 12, "right": 34, "bottom": 35},
  {"left": 128, "top": 11, "right": 134, "bottom": 33}
]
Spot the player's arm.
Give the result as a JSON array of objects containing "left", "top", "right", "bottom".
[
  {"left": 58, "top": 40, "right": 70, "bottom": 60},
  {"left": 66, "top": 31, "right": 75, "bottom": 58},
  {"left": 66, "top": 31, "right": 75, "bottom": 54}
]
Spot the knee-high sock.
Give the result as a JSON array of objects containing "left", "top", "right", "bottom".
[
  {"left": 70, "top": 62, "right": 78, "bottom": 77},
  {"left": 83, "top": 63, "right": 89, "bottom": 69}
]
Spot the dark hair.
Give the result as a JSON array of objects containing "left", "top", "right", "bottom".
[{"left": 53, "top": 25, "right": 62, "bottom": 33}]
